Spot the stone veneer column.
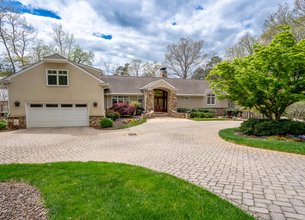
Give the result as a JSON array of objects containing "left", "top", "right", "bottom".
[
  {"left": 7, "top": 116, "right": 26, "bottom": 129},
  {"left": 144, "top": 90, "right": 154, "bottom": 112},
  {"left": 167, "top": 90, "right": 177, "bottom": 112}
]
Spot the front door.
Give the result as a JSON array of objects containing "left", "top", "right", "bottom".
[{"left": 154, "top": 89, "right": 167, "bottom": 112}]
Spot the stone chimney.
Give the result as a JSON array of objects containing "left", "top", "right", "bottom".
[{"left": 160, "top": 67, "right": 167, "bottom": 78}]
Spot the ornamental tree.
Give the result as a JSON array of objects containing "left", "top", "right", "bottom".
[{"left": 207, "top": 27, "right": 305, "bottom": 120}]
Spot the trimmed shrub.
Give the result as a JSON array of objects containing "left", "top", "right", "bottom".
[
  {"left": 110, "top": 103, "right": 136, "bottom": 116},
  {"left": 106, "top": 110, "right": 120, "bottom": 121},
  {"left": 191, "top": 108, "right": 213, "bottom": 113},
  {"left": 225, "top": 108, "right": 241, "bottom": 117},
  {"left": 130, "top": 101, "right": 144, "bottom": 115},
  {"left": 130, "top": 101, "right": 142, "bottom": 109},
  {"left": 177, "top": 108, "right": 190, "bottom": 113},
  {"left": 239, "top": 119, "right": 305, "bottom": 136},
  {"left": 135, "top": 106, "right": 144, "bottom": 115},
  {"left": 100, "top": 118, "right": 113, "bottom": 128},
  {"left": 0, "top": 120, "right": 7, "bottom": 130},
  {"left": 190, "top": 111, "right": 215, "bottom": 118}
]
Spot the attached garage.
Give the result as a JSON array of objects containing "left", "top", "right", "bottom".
[{"left": 26, "top": 103, "right": 89, "bottom": 128}]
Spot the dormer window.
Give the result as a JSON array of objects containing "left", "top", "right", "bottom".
[
  {"left": 47, "top": 69, "right": 68, "bottom": 86},
  {"left": 207, "top": 93, "right": 216, "bottom": 105}
]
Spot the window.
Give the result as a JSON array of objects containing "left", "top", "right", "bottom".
[
  {"left": 46, "top": 104, "right": 58, "bottom": 107},
  {"left": 207, "top": 94, "right": 216, "bottom": 105},
  {"left": 47, "top": 69, "right": 68, "bottom": 86},
  {"left": 61, "top": 104, "right": 73, "bottom": 107},
  {"left": 30, "top": 104, "right": 43, "bottom": 108},
  {"left": 112, "top": 96, "right": 129, "bottom": 105},
  {"left": 184, "top": 96, "right": 191, "bottom": 101},
  {"left": 76, "top": 104, "right": 87, "bottom": 107}
]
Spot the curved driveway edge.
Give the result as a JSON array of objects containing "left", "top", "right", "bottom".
[{"left": 1, "top": 118, "right": 305, "bottom": 220}]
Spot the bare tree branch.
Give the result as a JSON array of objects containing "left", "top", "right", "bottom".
[{"left": 164, "top": 38, "right": 206, "bottom": 79}]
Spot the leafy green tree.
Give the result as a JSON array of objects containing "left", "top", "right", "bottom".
[
  {"left": 115, "top": 63, "right": 129, "bottom": 76},
  {"left": 192, "top": 56, "right": 222, "bottom": 80},
  {"left": 207, "top": 27, "right": 305, "bottom": 120}
]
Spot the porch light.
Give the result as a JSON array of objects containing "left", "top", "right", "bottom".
[
  {"left": 93, "top": 102, "right": 98, "bottom": 107},
  {"left": 14, "top": 101, "right": 20, "bottom": 107}
]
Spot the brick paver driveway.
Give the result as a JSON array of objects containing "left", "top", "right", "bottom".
[{"left": 1, "top": 118, "right": 305, "bottom": 220}]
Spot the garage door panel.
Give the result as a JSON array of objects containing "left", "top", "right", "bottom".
[{"left": 27, "top": 104, "right": 89, "bottom": 128}]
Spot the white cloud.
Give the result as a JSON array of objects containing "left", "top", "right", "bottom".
[{"left": 15, "top": 0, "right": 294, "bottom": 68}]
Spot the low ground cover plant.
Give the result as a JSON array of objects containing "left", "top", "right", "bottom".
[
  {"left": 100, "top": 118, "right": 113, "bottom": 128},
  {"left": 0, "top": 120, "right": 7, "bottom": 130},
  {"left": 119, "top": 117, "right": 147, "bottom": 129},
  {"left": 106, "top": 110, "right": 120, "bottom": 121}
]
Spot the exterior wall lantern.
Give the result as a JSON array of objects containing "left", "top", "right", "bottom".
[
  {"left": 14, "top": 101, "right": 20, "bottom": 107},
  {"left": 93, "top": 102, "right": 98, "bottom": 107}
]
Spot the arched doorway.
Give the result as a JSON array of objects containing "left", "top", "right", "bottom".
[{"left": 154, "top": 89, "right": 168, "bottom": 112}]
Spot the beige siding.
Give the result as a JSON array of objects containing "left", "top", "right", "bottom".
[
  {"left": 8, "top": 62, "right": 104, "bottom": 117},
  {"left": 177, "top": 96, "right": 229, "bottom": 109},
  {"left": 177, "top": 96, "right": 204, "bottom": 108}
]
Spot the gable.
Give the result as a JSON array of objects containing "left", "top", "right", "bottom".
[
  {"left": 141, "top": 79, "right": 176, "bottom": 90},
  {"left": 6, "top": 59, "right": 105, "bottom": 84}
]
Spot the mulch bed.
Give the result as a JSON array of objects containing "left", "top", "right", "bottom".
[{"left": 0, "top": 182, "right": 48, "bottom": 220}]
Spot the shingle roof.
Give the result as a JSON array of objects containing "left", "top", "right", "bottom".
[
  {"left": 43, "top": 54, "right": 67, "bottom": 60},
  {"left": 100, "top": 75, "right": 210, "bottom": 95}
]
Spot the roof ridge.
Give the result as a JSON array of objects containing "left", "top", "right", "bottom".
[{"left": 100, "top": 75, "right": 205, "bottom": 81}]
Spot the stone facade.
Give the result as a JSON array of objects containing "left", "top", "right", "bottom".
[
  {"left": 144, "top": 90, "right": 154, "bottom": 112},
  {"left": 89, "top": 116, "right": 102, "bottom": 128},
  {"left": 167, "top": 90, "right": 177, "bottom": 112},
  {"left": 7, "top": 116, "right": 26, "bottom": 129},
  {"left": 143, "top": 89, "right": 177, "bottom": 113}
]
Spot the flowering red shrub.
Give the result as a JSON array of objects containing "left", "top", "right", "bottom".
[{"left": 111, "top": 103, "right": 136, "bottom": 116}]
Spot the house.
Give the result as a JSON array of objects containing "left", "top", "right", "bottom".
[
  {"left": 0, "top": 54, "right": 229, "bottom": 129},
  {"left": 0, "top": 77, "right": 8, "bottom": 116}
]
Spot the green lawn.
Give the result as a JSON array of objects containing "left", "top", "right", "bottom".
[
  {"left": 0, "top": 162, "right": 253, "bottom": 220},
  {"left": 190, "top": 118, "right": 229, "bottom": 121},
  {"left": 219, "top": 128, "right": 305, "bottom": 155}
]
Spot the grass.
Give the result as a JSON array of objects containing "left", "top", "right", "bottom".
[
  {"left": 0, "top": 162, "right": 254, "bottom": 220},
  {"left": 219, "top": 128, "right": 305, "bottom": 155},
  {"left": 118, "top": 117, "right": 147, "bottom": 129},
  {"left": 190, "top": 118, "right": 229, "bottom": 121}
]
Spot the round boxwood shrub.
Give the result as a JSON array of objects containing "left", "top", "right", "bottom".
[
  {"left": 100, "top": 118, "right": 113, "bottom": 128},
  {"left": 0, "top": 120, "right": 7, "bottom": 130},
  {"left": 106, "top": 110, "right": 120, "bottom": 121},
  {"left": 239, "top": 119, "right": 305, "bottom": 136},
  {"left": 190, "top": 111, "right": 215, "bottom": 119}
]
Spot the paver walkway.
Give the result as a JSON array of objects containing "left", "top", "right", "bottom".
[{"left": 0, "top": 118, "right": 305, "bottom": 220}]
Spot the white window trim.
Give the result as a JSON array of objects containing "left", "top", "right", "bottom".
[
  {"left": 207, "top": 94, "right": 216, "bottom": 105},
  {"left": 184, "top": 96, "right": 191, "bottom": 101},
  {"left": 112, "top": 96, "right": 130, "bottom": 105},
  {"left": 46, "top": 69, "right": 69, "bottom": 87}
]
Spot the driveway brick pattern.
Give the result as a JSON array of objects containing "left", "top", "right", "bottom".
[{"left": 1, "top": 118, "right": 305, "bottom": 220}]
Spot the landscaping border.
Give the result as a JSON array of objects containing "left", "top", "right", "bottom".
[{"left": 219, "top": 128, "right": 305, "bottom": 155}]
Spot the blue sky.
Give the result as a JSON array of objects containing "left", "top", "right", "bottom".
[{"left": 4, "top": 0, "right": 292, "bottom": 68}]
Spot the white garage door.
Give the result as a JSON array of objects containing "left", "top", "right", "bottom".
[{"left": 27, "top": 103, "right": 89, "bottom": 128}]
